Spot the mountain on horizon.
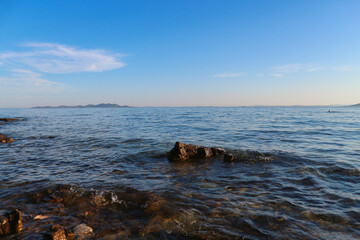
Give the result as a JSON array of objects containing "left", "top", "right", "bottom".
[
  {"left": 349, "top": 103, "right": 360, "bottom": 107},
  {"left": 32, "top": 103, "right": 131, "bottom": 108}
]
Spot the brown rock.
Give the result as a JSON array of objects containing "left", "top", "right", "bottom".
[
  {"left": 0, "top": 134, "right": 14, "bottom": 143},
  {"left": 48, "top": 224, "right": 74, "bottom": 240},
  {"left": 0, "top": 215, "right": 10, "bottom": 235},
  {"left": 0, "top": 209, "right": 22, "bottom": 235},
  {"left": 168, "top": 142, "right": 198, "bottom": 161},
  {"left": 168, "top": 142, "right": 228, "bottom": 162},
  {"left": 92, "top": 195, "right": 109, "bottom": 206},
  {"left": 211, "top": 147, "right": 226, "bottom": 156}
]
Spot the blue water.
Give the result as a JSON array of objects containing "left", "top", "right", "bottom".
[{"left": 0, "top": 107, "right": 359, "bottom": 239}]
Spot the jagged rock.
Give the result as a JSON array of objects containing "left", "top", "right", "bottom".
[
  {"left": 46, "top": 224, "right": 74, "bottom": 240},
  {"left": 223, "top": 153, "right": 236, "bottom": 162},
  {"left": 168, "top": 142, "right": 225, "bottom": 161},
  {"left": 0, "top": 209, "right": 22, "bottom": 235},
  {"left": 168, "top": 142, "right": 274, "bottom": 163},
  {"left": 8, "top": 210, "right": 22, "bottom": 233},
  {"left": 0, "top": 133, "right": 14, "bottom": 143},
  {"left": 73, "top": 224, "right": 93, "bottom": 239}
]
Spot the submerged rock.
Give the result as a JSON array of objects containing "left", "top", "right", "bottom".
[
  {"left": 0, "top": 209, "right": 22, "bottom": 235},
  {"left": 0, "top": 133, "right": 14, "bottom": 143},
  {"left": 168, "top": 142, "right": 225, "bottom": 162},
  {"left": 233, "top": 150, "right": 275, "bottom": 162},
  {"left": 40, "top": 136, "right": 56, "bottom": 139},
  {"left": 0, "top": 118, "right": 22, "bottom": 122}
]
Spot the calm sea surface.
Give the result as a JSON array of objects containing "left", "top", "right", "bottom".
[{"left": 0, "top": 107, "right": 359, "bottom": 239}]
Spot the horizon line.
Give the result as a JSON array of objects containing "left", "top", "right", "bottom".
[{"left": 0, "top": 104, "right": 356, "bottom": 109}]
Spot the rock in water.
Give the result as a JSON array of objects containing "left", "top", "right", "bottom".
[
  {"left": 223, "top": 153, "right": 236, "bottom": 162},
  {"left": 0, "top": 118, "right": 21, "bottom": 122},
  {"left": 168, "top": 142, "right": 275, "bottom": 163},
  {"left": 168, "top": 142, "right": 225, "bottom": 162},
  {"left": 0, "top": 209, "right": 22, "bottom": 235},
  {"left": 73, "top": 224, "right": 93, "bottom": 239},
  {"left": 8, "top": 209, "right": 22, "bottom": 233},
  {"left": 0, "top": 134, "right": 14, "bottom": 143},
  {"left": 46, "top": 224, "right": 74, "bottom": 240},
  {"left": 0, "top": 215, "right": 10, "bottom": 235}
]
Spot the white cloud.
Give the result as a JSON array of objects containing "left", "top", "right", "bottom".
[
  {"left": 0, "top": 69, "right": 65, "bottom": 92},
  {"left": 213, "top": 72, "right": 246, "bottom": 78},
  {"left": 0, "top": 42, "right": 125, "bottom": 74}
]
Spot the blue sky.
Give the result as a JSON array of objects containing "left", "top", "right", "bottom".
[{"left": 0, "top": 0, "right": 359, "bottom": 107}]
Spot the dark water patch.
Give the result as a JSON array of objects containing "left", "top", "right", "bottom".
[{"left": 121, "top": 138, "right": 143, "bottom": 143}]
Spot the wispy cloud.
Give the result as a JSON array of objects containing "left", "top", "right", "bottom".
[
  {"left": 0, "top": 42, "right": 126, "bottom": 74},
  {"left": 213, "top": 72, "right": 246, "bottom": 78},
  {"left": 332, "top": 65, "right": 359, "bottom": 72},
  {"left": 268, "top": 63, "right": 322, "bottom": 77},
  {"left": 0, "top": 69, "right": 65, "bottom": 92}
]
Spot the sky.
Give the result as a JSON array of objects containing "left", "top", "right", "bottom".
[{"left": 0, "top": 0, "right": 360, "bottom": 107}]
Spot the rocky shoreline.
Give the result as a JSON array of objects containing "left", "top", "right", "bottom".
[
  {"left": 0, "top": 184, "right": 215, "bottom": 239},
  {"left": 0, "top": 117, "right": 278, "bottom": 239}
]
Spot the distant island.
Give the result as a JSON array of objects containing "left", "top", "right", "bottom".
[
  {"left": 349, "top": 103, "right": 360, "bottom": 107},
  {"left": 32, "top": 103, "right": 131, "bottom": 108}
]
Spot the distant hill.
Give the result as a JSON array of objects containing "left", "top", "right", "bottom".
[
  {"left": 33, "top": 103, "right": 131, "bottom": 108},
  {"left": 349, "top": 103, "right": 360, "bottom": 107}
]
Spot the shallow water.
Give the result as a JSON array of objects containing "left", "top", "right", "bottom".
[{"left": 0, "top": 107, "right": 359, "bottom": 239}]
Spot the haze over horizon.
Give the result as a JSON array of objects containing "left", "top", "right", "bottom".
[{"left": 1, "top": 0, "right": 360, "bottom": 108}]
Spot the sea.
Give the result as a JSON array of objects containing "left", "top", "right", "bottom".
[{"left": 0, "top": 107, "right": 359, "bottom": 239}]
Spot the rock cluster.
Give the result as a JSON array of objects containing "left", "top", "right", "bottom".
[
  {"left": 0, "top": 209, "right": 23, "bottom": 235},
  {"left": 168, "top": 142, "right": 274, "bottom": 163},
  {"left": 168, "top": 142, "right": 226, "bottom": 162},
  {"left": 0, "top": 133, "right": 14, "bottom": 143},
  {"left": 45, "top": 223, "right": 93, "bottom": 240}
]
